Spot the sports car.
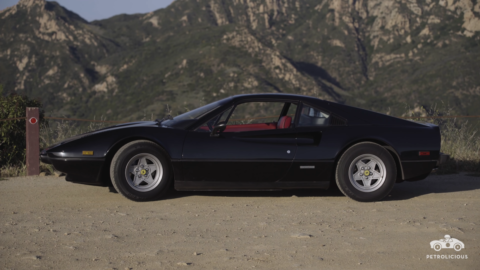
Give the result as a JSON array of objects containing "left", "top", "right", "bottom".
[{"left": 41, "top": 94, "right": 448, "bottom": 202}]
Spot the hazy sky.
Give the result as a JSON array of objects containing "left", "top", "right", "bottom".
[{"left": 0, "top": 0, "right": 174, "bottom": 21}]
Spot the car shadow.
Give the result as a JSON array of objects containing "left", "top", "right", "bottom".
[
  {"left": 164, "top": 185, "right": 345, "bottom": 200},
  {"left": 163, "top": 173, "right": 480, "bottom": 202},
  {"left": 385, "top": 173, "right": 480, "bottom": 201}
]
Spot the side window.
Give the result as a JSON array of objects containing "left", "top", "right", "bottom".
[
  {"left": 216, "top": 107, "right": 232, "bottom": 124},
  {"left": 225, "top": 102, "right": 285, "bottom": 132},
  {"left": 286, "top": 103, "right": 297, "bottom": 118},
  {"left": 298, "top": 104, "right": 330, "bottom": 127},
  {"left": 286, "top": 103, "right": 297, "bottom": 128},
  {"left": 195, "top": 106, "right": 233, "bottom": 132}
]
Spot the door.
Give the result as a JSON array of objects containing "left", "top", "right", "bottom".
[
  {"left": 182, "top": 101, "right": 298, "bottom": 183},
  {"left": 283, "top": 103, "right": 335, "bottom": 182}
]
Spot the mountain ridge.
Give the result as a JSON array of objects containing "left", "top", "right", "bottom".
[{"left": 1, "top": 0, "right": 479, "bottom": 121}]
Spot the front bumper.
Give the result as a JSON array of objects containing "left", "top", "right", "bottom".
[{"left": 40, "top": 153, "right": 106, "bottom": 186}]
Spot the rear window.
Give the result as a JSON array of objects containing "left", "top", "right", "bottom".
[{"left": 298, "top": 104, "right": 330, "bottom": 127}]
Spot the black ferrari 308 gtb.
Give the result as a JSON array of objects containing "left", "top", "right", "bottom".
[{"left": 41, "top": 94, "right": 447, "bottom": 202}]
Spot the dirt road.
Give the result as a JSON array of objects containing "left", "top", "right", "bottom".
[{"left": 1, "top": 173, "right": 479, "bottom": 269}]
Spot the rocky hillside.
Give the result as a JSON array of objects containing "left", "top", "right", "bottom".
[{"left": 1, "top": 0, "right": 479, "bottom": 121}]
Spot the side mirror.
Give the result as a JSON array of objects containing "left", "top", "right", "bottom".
[{"left": 210, "top": 123, "right": 226, "bottom": 137}]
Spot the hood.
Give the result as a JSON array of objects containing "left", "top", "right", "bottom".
[
  {"left": 44, "top": 121, "right": 159, "bottom": 149},
  {"left": 78, "top": 120, "right": 160, "bottom": 137},
  {"left": 89, "top": 121, "right": 159, "bottom": 133}
]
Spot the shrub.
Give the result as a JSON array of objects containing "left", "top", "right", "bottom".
[
  {"left": 0, "top": 93, "right": 44, "bottom": 166},
  {"left": 0, "top": 164, "right": 26, "bottom": 179},
  {"left": 406, "top": 105, "right": 480, "bottom": 173},
  {"left": 436, "top": 118, "right": 480, "bottom": 173}
]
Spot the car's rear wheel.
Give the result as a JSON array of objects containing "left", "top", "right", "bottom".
[
  {"left": 110, "top": 140, "right": 171, "bottom": 201},
  {"left": 336, "top": 142, "right": 396, "bottom": 202},
  {"left": 434, "top": 243, "right": 442, "bottom": 251}
]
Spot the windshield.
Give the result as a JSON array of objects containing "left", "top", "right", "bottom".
[
  {"left": 173, "top": 101, "right": 223, "bottom": 121},
  {"left": 160, "top": 97, "right": 233, "bottom": 129}
]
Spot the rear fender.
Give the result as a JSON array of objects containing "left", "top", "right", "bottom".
[{"left": 332, "top": 139, "right": 404, "bottom": 183}]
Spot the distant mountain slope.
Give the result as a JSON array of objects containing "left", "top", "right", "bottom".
[{"left": 1, "top": 0, "right": 479, "bottom": 121}]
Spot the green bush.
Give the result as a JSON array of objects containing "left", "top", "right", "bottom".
[{"left": 0, "top": 92, "right": 44, "bottom": 166}]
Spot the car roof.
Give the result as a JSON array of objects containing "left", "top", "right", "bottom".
[{"left": 230, "top": 93, "right": 325, "bottom": 103}]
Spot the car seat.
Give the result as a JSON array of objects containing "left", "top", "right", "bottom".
[{"left": 277, "top": 116, "right": 292, "bottom": 129}]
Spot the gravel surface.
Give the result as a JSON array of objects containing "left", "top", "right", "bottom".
[{"left": 0, "top": 173, "right": 479, "bottom": 269}]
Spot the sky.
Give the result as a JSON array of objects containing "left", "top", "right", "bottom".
[{"left": 0, "top": 0, "right": 174, "bottom": 21}]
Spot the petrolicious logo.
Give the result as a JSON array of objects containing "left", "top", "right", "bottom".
[{"left": 426, "top": 235, "right": 468, "bottom": 260}]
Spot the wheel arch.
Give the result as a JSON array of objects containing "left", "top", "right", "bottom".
[
  {"left": 332, "top": 138, "right": 405, "bottom": 183},
  {"left": 98, "top": 136, "right": 173, "bottom": 187}
]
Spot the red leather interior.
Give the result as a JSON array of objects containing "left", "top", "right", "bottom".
[
  {"left": 277, "top": 116, "right": 292, "bottom": 129},
  {"left": 200, "top": 117, "right": 291, "bottom": 133},
  {"left": 225, "top": 122, "right": 277, "bottom": 132}
]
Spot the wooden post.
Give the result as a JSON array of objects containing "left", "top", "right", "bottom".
[{"left": 26, "top": 107, "right": 40, "bottom": 176}]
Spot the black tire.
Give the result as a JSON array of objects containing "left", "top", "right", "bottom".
[
  {"left": 110, "top": 140, "right": 172, "bottom": 201},
  {"left": 335, "top": 142, "right": 396, "bottom": 202}
]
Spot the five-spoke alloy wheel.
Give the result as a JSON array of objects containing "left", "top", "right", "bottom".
[
  {"left": 124, "top": 153, "right": 163, "bottom": 192},
  {"left": 349, "top": 154, "right": 387, "bottom": 193},
  {"left": 336, "top": 142, "right": 397, "bottom": 202},
  {"left": 110, "top": 140, "right": 171, "bottom": 201}
]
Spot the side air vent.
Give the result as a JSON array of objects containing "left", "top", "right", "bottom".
[{"left": 330, "top": 115, "right": 347, "bottom": 126}]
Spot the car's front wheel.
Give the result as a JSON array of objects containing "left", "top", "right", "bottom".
[
  {"left": 110, "top": 140, "right": 171, "bottom": 201},
  {"left": 336, "top": 142, "right": 397, "bottom": 202}
]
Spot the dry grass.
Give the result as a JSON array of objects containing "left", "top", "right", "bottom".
[
  {"left": 0, "top": 163, "right": 59, "bottom": 179},
  {"left": 407, "top": 107, "right": 480, "bottom": 173},
  {"left": 0, "top": 164, "right": 26, "bottom": 179},
  {"left": 436, "top": 119, "right": 480, "bottom": 173},
  {"left": 39, "top": 119, "right": 108, "bottom": 149}
]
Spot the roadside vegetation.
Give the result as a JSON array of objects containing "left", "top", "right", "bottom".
[
  {"left": 0, "top": 92, "right": 43, "bottom": 178},
  {"left": 1, "top": 119, "right": 109, "bottom": 178},
  {"left": 406, "top": 107, "right": 480, "bottom": 174},
  {"left": 435, "top": 119, "right": 480, "bottom": 173},
  {"left": 1, "top": 98, "right": 479, "bottom": 178}
]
